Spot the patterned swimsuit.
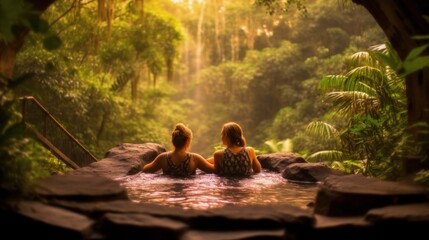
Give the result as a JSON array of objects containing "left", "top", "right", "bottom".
[
  {"left": 164, "top": 153, "right": 195, "bottom": 177},
  {"left": 217, "top": 148, "right": 252, "bottom": 177}
]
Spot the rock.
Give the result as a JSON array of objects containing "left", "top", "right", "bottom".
[
  {"left": 257, "top": 153, "right": 307, "bottom": 172},
  {"left": 69, "top": 143, "right": 166, "bottom": 179},
  {"left": 34, "top": 174, "right": 129, "bottom": 201},
  {"left": 99, "top": 212, "right": 188, "bottom": 240},
  {"left": 282, "top": 162, "right": 348, "bottom": 182},
  {"left": 50, "top": 200, "right": 315, "bottom": 231},
  {"left": 314, "top": 174, "right": 429, "bottom": 216},
  {"left": 200, "top": 204, "right": 315, "bottom": 230},
  {"left": 182, "top": 229, "right": 286, "bottom": 240},
  {"left": 4, "top": 200, "right": 95, "bottom": 239},
  {"left": 364, "top": 202, "right": 429, "bottom": 239},
  {"left": 365, "top": 202, "right": 429, "bottom": 223}
]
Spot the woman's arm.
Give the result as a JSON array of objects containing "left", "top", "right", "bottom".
[
  {"left": 194, "top": 154, "right": 214, "bottom": 173},
  {"left": 213, "top": 151, "right": 223, "bottom": 173},
  {"left": 248, "top": 148, "right": 261, "bottom": 173},
  {"left": 206, "top": 157, "right": 214, "bottom": 164},
  {"left": 142, "top": 153, "right": 165, "bottom": 173}
]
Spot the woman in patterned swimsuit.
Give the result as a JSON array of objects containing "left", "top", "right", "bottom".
[
  {"left": 208, "top": 122, "right": 261, "bottom": 177},
  {"left": 142, "top": 123, "right": 214, "bottom": 177}
]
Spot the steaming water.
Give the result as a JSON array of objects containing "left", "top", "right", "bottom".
[{"left": 117, "top": 169, "right": 319, "bottom": 210}]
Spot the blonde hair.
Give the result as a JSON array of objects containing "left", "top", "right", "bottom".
[
  {"left": 171, "top": 123, "right": 192, "bottom": 150},
  {"left": 221, "top": 122, "right": 246, "bottom": 147}
]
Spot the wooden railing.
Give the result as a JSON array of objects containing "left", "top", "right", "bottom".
[{"left": 21, "top": 96, "right": 98, "bottom": 169}]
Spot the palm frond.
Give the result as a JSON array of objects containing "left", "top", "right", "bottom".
[
  {"left": 306, "top": 121, "right": 338, "bottom": 140},
  {"left": 349, "top": 51, "right": 377, "bottom": 67},
  {"left": 345, "top": 66, "right": 384, "bottom": 90},
  {"left": 280, "top": 138, "right": 293, "bottom": 152},
  {"left": 368, "top": 43, "right": 388, "bottom": 54},
  {"left": 343, "top": 160, "right": 365, "bottom": 169},
  {"left": 324, "top": 91, "right": 380, "bottom": 117},
  {"left": 306, "top": 150, "right": 343, "bottom": 162},
  {"left": 319, "top": 75, "right": 346, "bottom": 93},
  {"left": 369, "top": 43, "right": 402, "bottom": 71},
  {"left": 264, "top": 139, "right": 279, "bottom": 153},
  {"left": 330, "top": 159, "right": 365, "bottom": 173},
  {"left": 264, "top": 139, "right": 293, "bottom": 153},
  {"left": 330, "top": 160, "right": 346, "bottom": 171}
]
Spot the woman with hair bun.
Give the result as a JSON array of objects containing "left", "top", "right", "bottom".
[
  {"left": 142, "top": 123, "right": 214, "bottom": 177},
  {"left": 208, "top": 122, "right": 261, "bottom": 177}
]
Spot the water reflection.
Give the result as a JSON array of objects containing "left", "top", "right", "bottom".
[{"left": 116, "top": 170, "right": 319, "bottom": 210}]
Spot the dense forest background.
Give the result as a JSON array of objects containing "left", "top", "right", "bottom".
[{"left": 8, "top": 0, "right": 424, "bottom": 183}]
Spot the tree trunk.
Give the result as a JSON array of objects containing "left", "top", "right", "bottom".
[
  {"left": 214, "top": 0, "right": 225, "bottom": 64},
  {"left": 0, "top": 35, "right": 26, "bottom": 78},
  {"left": 166, "top": 57, "right": 174, "bottom": 82},
  {"left": 96, "top": 109, "right": 109, "bottom": 146},
  {"left": 135, "top": 0, "right": 145, "bottom": 23},
  {"left": 98, "top": 0, "right": 115, "bottom": 41},
  {"left": 195, "top": 1, "right": 206, "bottom": 81},
  {"left": 231, "top": 16, "right": 239, "bottom": 62},
  {"left": 131, "top": 72, "right": 138, "bottom": 103},
  {"left": 246, "top": 15, "right": 255, "bottom": 50},
  {"left": 0, "top": 0, "right": 55, "bottom": 78},
  {"left": 352, "top": 0, "right": 429, "bottom": 170}
]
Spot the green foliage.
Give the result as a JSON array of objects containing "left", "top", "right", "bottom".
[
  {"left": 0, "top": 0, "right": 44, "bottom": 42},
  {"left": 399, "top": 36, "right": 429, "bottom": 75},
  {"left": 307, "top": 43, "right": 408, "bottom": 179},
  {"left": 306, "top": 121, "right": 338, "bottom": 140},
  {"left": 415, "top": 170, "right": 429, "bottom": 185},
  {"left": 306, "top": 150, "right": 342, "bottom": 162},
  {"left": 264, "top": 139, "right": 293, "bottom": 153},
  {"left": 0, "top": 97, "right": 71, "bottom": 194},
  {"left": 187, "top": 0, "right": 385, "bottom": 155},
  {"left": 0, "top": 0, "right": 61, "bottom": 50},
  {"left": 42, "top": 34, "right": 62, "bottom": 51},
  {"left": 254, "top": 0, "right": 307, "bottom": 16},
  {"left": 0, "top": 0, "right": 64, "bottom": 193},
  {"left": 329, "top": 160, "right": 364, "bottom": 174},
  {"left": 12, "top": 0, "right": 190, "bottom": 160}
]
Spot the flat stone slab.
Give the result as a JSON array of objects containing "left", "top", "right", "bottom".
[
  {"left": 205, "top": 204, "right": 314, "bottom": 224},
  {"left": 314, "top": 215, "right": 370, "bottom": 229},
  {"left": 182, "top": 229, "right": 286, "bottom": 240},
  {"left": 34, "top": 174, "right": 128, "bottom": 201},
  {"left": 365, "top": 202, "right": 429, "bottom": 223},
  {"left": 51, "top": 200, "right": 314, "bottom": 230},
  {"left": 322, "top": 174, "right": 429, "bottom": 195},
  {"left": 10, "top": 200, "right": 94, "bottom": 238},
  {"left": 51, "top": 200, "right": 201, "bottom": 219},
  {"left": 314, "top": 174, "right": 429, "bottom": 216},
  {"left": 364, "top": 203, "right": 429, "bottom": 239},
  {"left": 99, "top": 212, "right": 188, "bottom": 239}
]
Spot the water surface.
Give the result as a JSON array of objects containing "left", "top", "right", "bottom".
[{"left": 117, "top": 170, "right": 319, "bottom": 210}]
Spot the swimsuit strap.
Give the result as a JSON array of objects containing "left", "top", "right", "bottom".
[{"left": 166, "top": 153, "right": 192, "bottom": 177}]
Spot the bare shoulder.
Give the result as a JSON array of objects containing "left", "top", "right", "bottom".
[
  {"left": 213, "top": 149, "right": 224, "bottom": 157},
  {"left": 143, "top": 151, "right": 167, "bottom": 173},
  {"left": 155, "top": 152, "right": 168, "bottom": 160},
  {"left": 246, "top": 147, "right": 256, "bottom": 155},
  {"left": 159, "top": 152, "right": 169, "bottom": 157},
  {"left": 190, "top": 152, "right": 205, "bottom": 161}
]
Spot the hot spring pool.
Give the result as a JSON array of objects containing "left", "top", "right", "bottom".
[{"left": 117, "top": 170, "right": 319, "bottom": 210}]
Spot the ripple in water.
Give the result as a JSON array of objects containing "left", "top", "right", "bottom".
[{"left": 116, "top": 169, "right": 319, "bottom": 210}]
